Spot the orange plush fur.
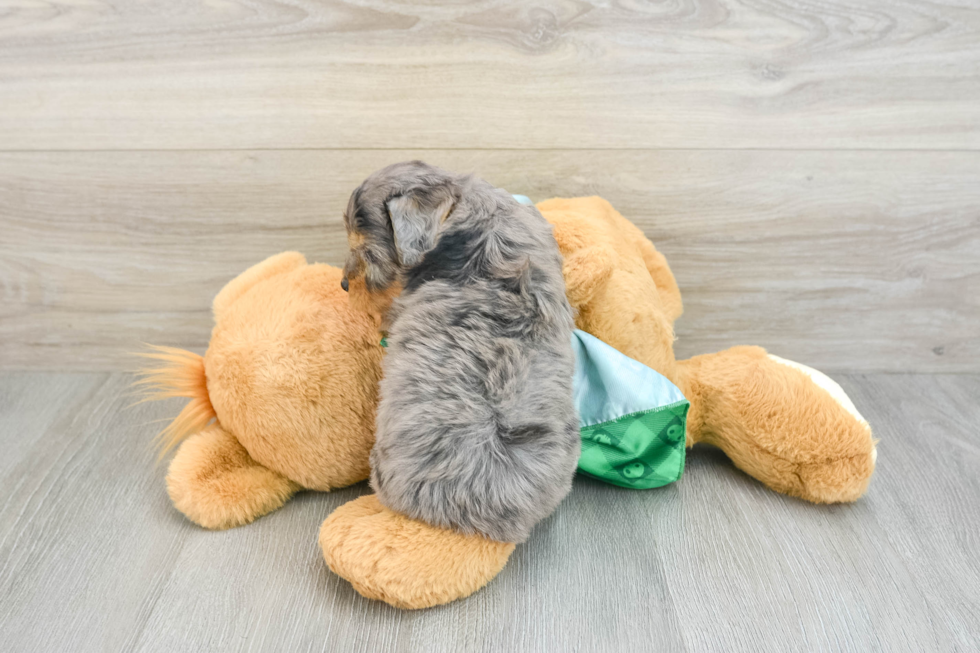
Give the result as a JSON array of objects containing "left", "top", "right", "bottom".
[
  {"left": 141, "top": 252, "right": 383, "bottom": 529},
  {"left": 319, "top": 495, "right": 515, "bottom": 609},
  {"left": 142, "top": 197, "right": 875, "bottom": 608}
]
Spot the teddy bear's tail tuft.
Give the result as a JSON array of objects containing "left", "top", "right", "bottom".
[{"left": 134, "top": 345, "right": 216, "bottom": 458}]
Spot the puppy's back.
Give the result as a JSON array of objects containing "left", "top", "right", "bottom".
[{"left": 371, "top": 179, "right": 579, "bottom": 543}]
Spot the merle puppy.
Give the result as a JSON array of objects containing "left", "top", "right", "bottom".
[{"left": 340, "top": 161, "right": 579, "bottom": 543}]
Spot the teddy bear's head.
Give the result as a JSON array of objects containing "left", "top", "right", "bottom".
[{"left": 204, "top": 253, "right": 384, "bottom": 490}]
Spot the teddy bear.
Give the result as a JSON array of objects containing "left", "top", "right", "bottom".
[{"left": 141, "top": 196, "right": 875, "bottom": 609}]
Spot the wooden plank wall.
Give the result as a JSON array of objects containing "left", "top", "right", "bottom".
[{"left": 1, "top": 1, "right": 978, "bottom": 372}]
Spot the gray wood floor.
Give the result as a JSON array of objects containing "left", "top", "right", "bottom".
[{"left": 1, "top": 371, "right": 977, "bottom": 652}]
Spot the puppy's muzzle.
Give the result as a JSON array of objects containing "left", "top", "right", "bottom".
[{"left": 340, "top": 277, "right": 349, "bottom": 292}]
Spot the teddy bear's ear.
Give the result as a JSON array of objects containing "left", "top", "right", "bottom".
[{"left": 212, "top": 251, "right": 307, "bottom": 322}]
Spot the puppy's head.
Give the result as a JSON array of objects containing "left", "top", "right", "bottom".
[{"left": 342, "top": 160, "right": 458, "bottom": 293}]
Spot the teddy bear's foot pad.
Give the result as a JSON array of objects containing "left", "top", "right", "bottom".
[{"left": 319, "top": 494, "right": 515, "bottom": 609}]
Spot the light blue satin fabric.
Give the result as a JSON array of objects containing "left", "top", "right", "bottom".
[{"left": 571, "top": 330, "right": 686, "bottom": 428}]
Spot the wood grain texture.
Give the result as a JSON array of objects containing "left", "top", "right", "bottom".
[
  {"left": 1, "top": 0, "right": 979, "bottom": 150},
  {"left": 1, "top": 372, "right": 978, "bottom": 652},
  {"left": 2, "top": 149, "right": 977, "bottom": 372}
]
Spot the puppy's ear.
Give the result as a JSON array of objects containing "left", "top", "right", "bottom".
[{"left": 386, "top": 193, "right": 454, "bottom": 267}]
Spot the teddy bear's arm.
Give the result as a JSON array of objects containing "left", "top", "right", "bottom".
[
  {"left": 561, "top": 245, "right": 616, "bottom": 308},
  {"left": 632, "top": 235, "right": 683, "bottom": 324},
  {"left": 166, "top": 423, "right": 300, "bottom": 529}
]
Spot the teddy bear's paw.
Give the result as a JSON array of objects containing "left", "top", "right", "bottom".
[
  {"left": 682, "top": 346, "right": 877, "bottom": 504},
  {"left": 766, "top": 354, "right": 876, "bottom": 503},
  {"left": 319, "top": 495, "right": 515, "bottom": 609},
  {"left": 166, "top": 424, "right": 300, "bottom": 529},
  {"left": 791, "top": 450, "right": 877, "bottom": 503},
  {"left": 733, "top": 352, "right": 877, "bottom": 503}
]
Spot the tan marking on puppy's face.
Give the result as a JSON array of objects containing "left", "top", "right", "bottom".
[
  {"left": 346, "top": 275, "right": 403, "bottom": 330},
  {"left": 341, "top": 220, "right": 369, "bottom": 291},
  {"left": 347, "top": 230, "right": 366, "bottom": 250}
]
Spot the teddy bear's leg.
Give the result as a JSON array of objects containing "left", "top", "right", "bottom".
[
  {"left": 167, "top": 423, "right": 301, "bottom": 529},
  {"left": 319, "top": 495, "right": 515, "bottom": 609},
  {"left": 676, "top": 347, "right": 876, "bottom": 503}
]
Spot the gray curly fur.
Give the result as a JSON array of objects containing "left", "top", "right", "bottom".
[{"left": 342, "top": 161, "right": 579, "bottom": 543}]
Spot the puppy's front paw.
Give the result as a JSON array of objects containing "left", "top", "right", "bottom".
[{"left": 319, "top": 495, "right": 515, "bottom": 609}]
